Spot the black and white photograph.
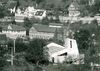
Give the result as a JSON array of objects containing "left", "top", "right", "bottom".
[{"left": 0, "top": 0, "right": 99, "bottom": 71}]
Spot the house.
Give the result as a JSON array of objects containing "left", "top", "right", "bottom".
[
  {"left": 15, "top": 6, "right": 35, "bottom": 22},
  {"left": 15, "top": 8, "right": 27, "bottom": 22},
  {"left": 59, "top": 15, "right": 81, "bottom": 23},
  {"left": 45, "top": 38, "right": 79, "bottom": 63},
  {"left": 59, "top": 15, "right": 97, "bottom": 24},
  {"left": 68, "top": 1, "right": 80, "bottom": 17},
  {"left": 15, "top": 13, "right": 27, "bottom": 22},
  {"left": 28, "top": 24, "right": 64, "bottom": 41},
  {"left": 45, "top": 42, "right": 67, "bottom": 63},
  {"left": 29, "top": 24, "right": 56, "bottom": 39},
  {"left": 2, "top": 24, "right": 26, "bottom": 39},
  {"left": 24, "top": 6, "right": 36, "bottom": 18},
  {"left": 0, "top": 16, "right": 13, "bottom": 22},
  {"left": 15, "top": 6, "right": 47, "bottom": 22},
  {"left": 24, "top": 6, "right": 35, "bottom": 14}
]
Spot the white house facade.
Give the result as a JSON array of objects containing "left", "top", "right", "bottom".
[{"left": 2, "top": 24, "right": 26, "bottom": 39}]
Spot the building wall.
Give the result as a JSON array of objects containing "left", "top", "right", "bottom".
[
  {"left": 30, "top": 32, "right": 54, "bottom": 39},
  {"left": 15, "top": 13, "right": 27, "bottom": 22},
  {"left": 59, "top": 16, "right": 99, "bottom": 24},
  {"left": 64, "top": 38, "right": 79, "bottom": 59},
  {"left": 2, "top": 30, "right": 26, "bottom": 39},
  {"left": 29, "top": 27, "right": 54, "bottom": 39},
  {"left": 69, "top": 11, "right": 80, "bottom": 17},
  {"left": 49, "top": 55, "right": 66, "bottom": 63}
]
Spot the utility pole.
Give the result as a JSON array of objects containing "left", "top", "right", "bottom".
[
  {"left": 11, "top": 46, "right": 14, "bottom": 66},
  {"left": 11, "top": 39, "right": 16, "bottom": 66},
  {"left": 14, "top": 39, "right": 15, "bottom": 53}
]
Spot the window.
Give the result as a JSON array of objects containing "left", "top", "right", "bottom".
[{"left": 70, "top": 41, "right": 72, "bottom": 48}]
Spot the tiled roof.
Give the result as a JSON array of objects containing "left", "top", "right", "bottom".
[
  {"left": 46, "top": 42, "right": 65, "bottom": 55},
  {"left": 2, "top": 24, "right": 26, "bottom": 31},
  {"left": 33, "top": 24, "right": 56, "bottom": 33}
]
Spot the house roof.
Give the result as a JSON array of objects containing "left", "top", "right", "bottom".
[
  {"left": 46, "top": 42, "right": 65, "bottom": 55},
  {"left": 2, "top": 24, "right": 26, "bottom": 31},
  {"left": 33, "top": 24, "right": 56, "bottom": 33}
]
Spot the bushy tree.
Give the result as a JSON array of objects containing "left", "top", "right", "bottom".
[
  {"left": 89, "top": 0, "right": 100, "bottom": 15},
  {"left": 74, "top": 29, "right": 91, "bottom": 52},
  {"left": 24, "top": 18, "right": 32, "bottom": 36},
  {"left": 15, "top": 38, "right": 28, "bottom": 53},
  {"left": 0, "top": 45, "right": 7, "bottom": 70},
  {"left": 25, "top": 38, "right": 48, "bottom": 65},
  {"left": 0, "top": 6, "right": 5, "bottom": 18},
  {"left": 41, "top": 17, "right": 49, "bottom": 25},
  {"left": 33, "top": 66, "right": 43, "bottom": 71},
  {"left": 7, "top": 37, "right": 28, "bottom": 53},
  {"left": 74, "top": 28, "right": 99, "bottom": 64}
]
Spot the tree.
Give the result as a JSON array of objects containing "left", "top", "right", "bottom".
[
  {"left": 41, "top": 17, "right": 49, "bottom": 25},
  {"left": 74, "top": 29, "right": 91, "bottom": 52},
  {"left": 89, "top": 0, "right": 100, "bottom": 15},
  {"left": 74, "top": 28, "right": 99, "bottom": 64},
  {"left": 34, "top": 66, "right": 43, "bottom": 71},
  {"left": 25, "top": 38, "right": 48, "bottom": 65},
  {"left": 16, "top": 0, "right": 20, "bottom": 8},
  {"left": 32, "top": 0, "right": 45, "bottom": 7},
  {"left": 12, "top": 20, "right": 16, "bottom": 25},
  {"left": 24, "top": 18, "right": 32, "bottom": 36},
  {"left": 15, "top": 38, "right": 28, "bottom": 53},
  {"left": 0, "top": 6, "right": 5, "bottom": 18},
  {"left": 0, "top": 26, "right": 2, "bottom": 32},
  {"left": 61, "top": 0, "right": 67, "bottom": 3},
  {"left": 7, "top": 37, "right": 28, "bottom": 53},
  {"left": 0, "top": 45, "right": 7, "bottom": 70},
  {"left": 79, "top": 0, "right": 89, "bottom": 5}
]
